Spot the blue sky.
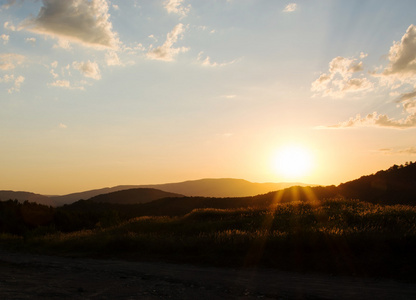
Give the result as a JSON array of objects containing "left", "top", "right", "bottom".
[{"left": 1, "top": 0, "right": 416, "bottom": 194}]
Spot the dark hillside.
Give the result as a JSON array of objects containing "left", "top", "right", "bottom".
[
  {"left": 59, "top": 162, "right": 416, "bottom": 223},
  {"left": 0, "top": 191, "right": 53, "bottom": 206},
  {"left": 61, "top": 185, "right": 339, "bottom": 220},
  {"left": 87, "top": 188, "right": 184, "bottom": 204},
  {"left": 338, "top": 162, "right": 416, "bottom": 205}
]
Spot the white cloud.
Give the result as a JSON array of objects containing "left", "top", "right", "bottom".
[
  {"left": 311, "top": 55, "right": 373, "bottom": 98},
  {"left": 134, "top": 43, "right": 145, "bottom": 51},
  {"left": 73, "top": 60, "right": 101, "bottom": 80},
  {"left": 199, "top": 55, "right": 218, "bottom": 67},
  {"left": 164, "top": 0, "right": 190, "bottom": 18},
  {"left": 379, "top": 24, "right": 416, "bottom": 83},
  {"left": 53, "top": 38, "right": 72, "bottom": 50},
  {"left": 1, "top": 34, "right": 9, "bottom": 44},
  {"left": 105, "top": 51, "right": 122, "bottom": 66},
  {"left": 0, "top": 74, "right": 24, "bottom": 93},
  {"left": 283, "top": 3, "right": 297, "bottom": 13},
  {"left": 25, "top": 37, "right": 36, "bottom": 45},
  {"left": 50, "top": 80, "right": 70, "bottom": 88},
  {"left": 147, "top": 23, "right": 189, "bottom": 61},
  {"left": 22, "top": 0, "right": 119, "bottom": 49},
  {"left": 12, "top": 75, "right": 24, "bottom": 91},
  {"left": 3, "top": 21, "right": 16, "bottom": 31},
  {"left": 0, "top": 53, "right": 25, "bottom": 70},
  {"left": 319, "top": 25, "right": 416, "bottom": 129},
  {"left": 148, "top": 34, "right": 157, "bottom": 42},
  {"left": 59, "top": 123, "right": 68, "bottom": 129},
  {"left": 50, "top": 69, "right": 59, "bottom": 79},
  {"left": 0, "top": 74, "right": 13, "bottom": 83},
  {"left": 112, "top": 4, "right": 119, "bottom": 11}
]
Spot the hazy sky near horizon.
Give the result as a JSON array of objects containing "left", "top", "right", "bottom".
[{"left": 1, "top": 0, "right": 416, "bottom": 194}]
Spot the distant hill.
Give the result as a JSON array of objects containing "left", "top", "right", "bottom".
[
  {"left": 49, "top": 185, "right": 141, "bottom": 206},
  {"left": 48, "top": 179, "right": 308, "bottom": 206},
  {"left": 139, "top": 178, "right": 307, "bottom": 198},
  {"left": 88, "top": 188, "right": 184, "bottom": 204},
  {"left": 0, "top": 191, "right": 53, "bottom": 206},
  {"left": 7, "top": 162, "right": 416, "bottom": 207}
]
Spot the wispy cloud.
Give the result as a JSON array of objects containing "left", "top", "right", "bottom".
[
  {"left": 0, "top": 53, "right": 24, "bottom": 70},
  {"left": 197, "top": 52, "right": 236, "bottom": 67},
  {"left": 325, "top": 112, "right": 416, "bottom": 129},
  {"left": 222, "top": 94, "right": 237, "bottom": 99},
  {"left": 73, "top": 60, "right": 101, "bottom": 80},
  {"left": 3, "top": 21, "right": 16, "bottom": 31},
  {"left": 147, "top": 23, "right": 189, "bottom": 61},
  {"left": 49, "top": 79, "right": 85, "bottom": 90},
  {"left": 164, "top": 0, "right": 190, "bottom": 18},
  {"left": 50, "top": 80, "right": 71, "bottom": 88},
  {"left": 25, "top": 37, "right": 36, "bottom": 45},
  {"left": 53, "top": 38, "right": 72, "bottom": 50},
  {"left": 105, "top": 51, "right": 122, "bottom": 66},
  {"left": 283, "top": 3, "right": 297, "bottom": 13},
  {"left": 0, "top": 74, "right": 24, "bottom": 93},
  {"left": 378, "top": 147, "right": 416, "bottom": 155},
  {"left": 1, "top": 0, "right": 16, "bottom": 10},
  {"left": 21, "top": 0, "right": 119, "bottom": 49},
  {"left": 1, "top": 34, "right": 9, "bottom": 44}
]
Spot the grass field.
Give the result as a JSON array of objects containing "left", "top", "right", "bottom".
[{"left": 2, "top": 198, "right": 416, "bottom": 280}]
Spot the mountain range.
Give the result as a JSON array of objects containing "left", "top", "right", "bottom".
[
  {"left": 2, "top": 162, "right": 415, "bottom": 207},
  {"left": 0, "top": 179, "right": 308, "bottom": 207}
]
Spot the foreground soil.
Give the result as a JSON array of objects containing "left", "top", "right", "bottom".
[{"left": 1, "top": 251, "right": 415, "bottom": 299}]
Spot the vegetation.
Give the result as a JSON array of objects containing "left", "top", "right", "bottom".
[{"left": 1, "top": 162, "right": 416, "bottom": 280}]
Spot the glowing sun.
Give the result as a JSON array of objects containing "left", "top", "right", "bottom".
[{"left": 273, "top": 145, "right": 313, "bottom": 179}]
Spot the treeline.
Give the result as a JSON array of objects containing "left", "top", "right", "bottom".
[
  {"left": 0, "top": 200, "right": 55, "bottom": 235},
  {"left": 0, "top": 184, "right": 340, "bottom": 236},
  {"left": 0, "top": 200, "right": 123, "bottom": 235}
]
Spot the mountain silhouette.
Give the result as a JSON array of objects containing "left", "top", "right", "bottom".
[
  {"left": 139, "top": 179, "right": 307, "bottom": 198},
  {"left": 3, "top": 162, "right": 415, "bottom": 207},
  {"left": 0, "top": 191, "right": 52, "bottom": 206},
  {"left": 49, "top": 185, "right": 141, "bottom": 206},
  {"left": 87, "top": 188, "right": 183, "bottom": 204},
  {"left": 48, "top": 179, "right": 308, "bottom": 206},
  {"left": 338, "top": 162, "right": 416, "bottom": 205}
]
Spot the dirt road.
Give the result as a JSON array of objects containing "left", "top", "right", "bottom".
[{"left": 1, "top": 251, "right": 415, "bottom": 299}]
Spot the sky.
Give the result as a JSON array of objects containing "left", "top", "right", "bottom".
[{"left": 1, "top": 0, "right": 416, "bottom": 195}]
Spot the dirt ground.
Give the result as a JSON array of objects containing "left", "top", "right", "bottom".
[{"left": 1, "top": 251, "right": 416, "bottom": 299}]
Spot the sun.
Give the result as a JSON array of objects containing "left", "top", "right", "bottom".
[{"left": 273, "top": 145, "right": 313, "bottom": 180}]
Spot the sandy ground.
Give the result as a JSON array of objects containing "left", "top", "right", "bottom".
[{"left": 1, "top": 251, "right": 416, "bottom": 299}]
